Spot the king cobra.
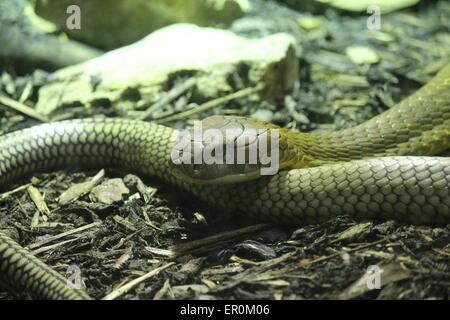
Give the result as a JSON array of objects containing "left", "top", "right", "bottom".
[{"left": 0, "top": 62, "right": 449, "bottom": 299}]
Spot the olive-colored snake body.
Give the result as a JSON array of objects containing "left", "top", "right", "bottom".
[{"left": 0, "top": 62, "right": 449, "bottom": 299}]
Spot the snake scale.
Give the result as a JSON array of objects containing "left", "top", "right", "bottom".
[{"left": 0, "top": 62, "right": 449, "bottom": 299}]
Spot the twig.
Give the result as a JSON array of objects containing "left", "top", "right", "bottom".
[
  {"left": 31, "top": 238, "right": 79, "bottom": 256},
  {"left": 0, "top": 93, "right": 48, "bottom": 122},
  {"left": 26, "top": 221, "right": 101, "bottom": 250},
  {"left": 297, "top": 238, "right": 387, "bottom": 267},
  {"left": 145, "top": 223, "right": 270, "bottom": 258},
  {"left": 138, "top": 77, "right": 197, "bottom": 121},
  {"left": 156, "top": 83, "right": 264, "bottom": 123},
  {"left": 102, "top": 262, "right": 175, "bottom": 300},
  {"left": 0, "top": 183, "right": 31, "bottom": 201},
  {"left": 19, "top": 81, "right": 33, "bottom": 104}
]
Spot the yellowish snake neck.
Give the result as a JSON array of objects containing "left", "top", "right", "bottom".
[{"left": 290, "top": 62, "right": 450, "bottom": 165}]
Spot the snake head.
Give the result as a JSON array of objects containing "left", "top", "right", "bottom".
[{"left": 170, "top": 115, "right": 298, "bottom": 184}]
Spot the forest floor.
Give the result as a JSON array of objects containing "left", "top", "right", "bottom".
[{"left": 0, "top": 0, "right": 449, "bottom": 299}]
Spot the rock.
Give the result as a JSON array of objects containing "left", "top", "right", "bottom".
[
  {"left": 345, "top": 46, "right": 379, "bottom": 65},
  {"left": 90, "top": 178, "right": 130, "bottom": 205},
  {"left": 35, "top": 0, "right": 251, "bottom": 49},
  {"left": 297, "top": 16, "right": 325, "bottom": 31},
  {"left": 0, "top": 0, "right": 101, "bottom": 68},
  {"left": 251, "top": 109, "right": 274, "bottom": 123},
  {"left": 314, "top": 0, "right": 420, "bottom": 14},
  {"left": 36, "top": 24, "right": 298, "bottom": 115}
]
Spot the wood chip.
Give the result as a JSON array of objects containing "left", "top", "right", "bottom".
[
  {"left": 58, "top": 169, "right": 105, "bottom": 205},
  {"left": 27, "top": 185, "right": 50, "bottom": 217}
]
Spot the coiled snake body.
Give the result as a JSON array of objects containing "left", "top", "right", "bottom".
[{"left": 0, "top": 62, "right": 449, "bottom": 299}]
